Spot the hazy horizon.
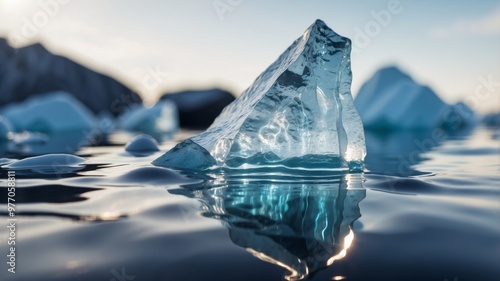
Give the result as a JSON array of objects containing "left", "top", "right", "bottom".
[{"left": 0, "top": 0, "right": 499, "bottom": 113}]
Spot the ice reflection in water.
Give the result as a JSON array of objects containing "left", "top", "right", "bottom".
[{"left": 171, "top": 174, "right": 365, "bottom": 280}]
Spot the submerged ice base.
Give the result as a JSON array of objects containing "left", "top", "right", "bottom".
[{"left": 154, "top": 20, "right": 366, "bottom": 173}]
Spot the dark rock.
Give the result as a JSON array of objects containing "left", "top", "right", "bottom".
[
  {"left": 483, "top": 112, "right": 500, "bottom": 127},
  {"left": 0, "top": 38, "right": 141, "bottom": 116},
  {"left": 160, "top": 88, "right": 235, "bottom": 129}
]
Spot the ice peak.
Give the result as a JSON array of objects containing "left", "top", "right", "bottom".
[
  {"left": 154, "top": 20, "right": 366, "bottom": 173},
  {"left": 308, "top": 19, "right": 346, "bottom": 43}
]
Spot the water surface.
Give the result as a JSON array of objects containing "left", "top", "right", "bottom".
[{"left": 0, "top": 126, "right": 499, "bottom": 281}]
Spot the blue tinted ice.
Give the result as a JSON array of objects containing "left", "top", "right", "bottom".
[
  {"left": 154, "top": 20, "right": 366, "bottom": 172},
  {"left": 0, "top": 92, "right": 96, "bottom": 133},
  {"left": 119, "top": 100, "right": 178, "bottom": 136},
  {"left": 125, "top": 134, "right": 160, "bottom": 153},
  {"left": 169, "top": 174, "right": 366, "bottom": 280},
  {"left": 355, "top": 66, "right": 477, "bottom": 130},
  {"left": 2, "top": 154, "right": 86, "bottom": 175}
]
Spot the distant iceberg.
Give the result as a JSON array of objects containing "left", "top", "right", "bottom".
[
  {"left": 443, "top": 101, "right": 477, "bottom": 129},
  {"left": 0, "top": 91, "right": 96, "bottom": 133},
  {"left": 355, "top": 66, "right": 476, "bottom": 130},
  {"left": 483, "top": 112, "right": 500, "bottom": 127},
  {"left": 154, "top": 20, "right": 366, "bottom": 173},
  {"left": 119, "top": 100, "right": 178, "bottom": 136}
]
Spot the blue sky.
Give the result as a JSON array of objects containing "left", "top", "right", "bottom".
[{"left": 0, "top": 0, "right": 499, "bottom": 113}]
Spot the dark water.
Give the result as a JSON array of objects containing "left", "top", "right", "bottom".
[{"left": 0, "top": 126, "right": 499, "bottom": 281}]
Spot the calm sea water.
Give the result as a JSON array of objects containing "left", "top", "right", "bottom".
[{"left": 0, "top": 126, "right": 499, "bottom": 281}]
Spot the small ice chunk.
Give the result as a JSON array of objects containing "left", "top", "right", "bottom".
[
  {"left": 154, "top": 20, "right": 366, "bottom": 172},
  {"left": 119, "top": 100, "right": 178, "bottom": 135},
  {"left": 125, "top": 134, "right": 160, "bottom": 153},
  {"left": 0, "top": 158, "right": 15, "bottom": 165},
  {"left": 116, "top": 167, "right": 198, "bottom": 185},
  {"left": 2, "top": 154, "right": 86, "bottom": 174},
  {"left": 0, "top": 92, "right": 96, "bottom": 133}
]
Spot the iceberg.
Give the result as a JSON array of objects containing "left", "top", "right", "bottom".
[
  {"left": 119, "top": 100, "right": 178, "bottom": 136},
  {"left": 154, "top": 20, "right": 366, "bottom": 172},
  {"left": 483, "top": 112, "right": 500, "bottom": 127},
  {"left": 443, "top": 102, "right": 477, "bottom": 129},
  {"left": 0, "top": 91, "right": 97, "bottom": 133},
  {"left": 355, "top": 67, "right": 447, "bottom": 129},
  {"left": 355, "top": 66, "right": 476, "bottom": 130}
]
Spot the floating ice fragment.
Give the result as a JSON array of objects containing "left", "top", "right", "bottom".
[
  {"left": 119, "top": 100, "right": 178, "bottom": 135},
  {"left": 154, "top": 20, "right": 366, "bottom": 173},
  {"left": 0, "top": 92, "right": 96, "bottom": 133},
  {"left": 116, "top": 167, "right": 199, "bottom": 185},
  {"left": 125, "top": 134, "right": 160, "bottom": 153},
  {"left": 2, "top": 154, "right": 86, "bottom": 175}
]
